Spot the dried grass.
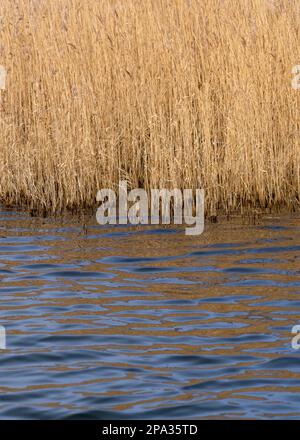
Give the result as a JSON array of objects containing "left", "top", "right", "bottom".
[{"left": 0, "top": 0, "right": 299, "bottom": 215}]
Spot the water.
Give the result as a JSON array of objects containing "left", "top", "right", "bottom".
[{"left": 0, "top": 208, "right": 300, "bottom": 419}]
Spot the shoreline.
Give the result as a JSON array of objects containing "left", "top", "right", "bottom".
[{"left": 1, "top": 201, "right": 299, "bottom": 226}]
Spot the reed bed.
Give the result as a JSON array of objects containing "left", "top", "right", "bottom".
[{"left": 0, "top": 0, "right": 300, "bottom": 216}]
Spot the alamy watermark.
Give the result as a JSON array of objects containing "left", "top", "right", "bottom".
[
  {"left": 291, "top": 325, "right": 300, "bottom": 350},
  {"left": 291, "top": 65, "right": 300, "bottom": 90},
  {"left": 0, "top": 65, "right": 6, "bottom": 90},
  {"left": 0, "top": 326, "right": 6, "bottom": 350},
  {"left": 96, "top": 181, "right": 204, "bottom": 235}
]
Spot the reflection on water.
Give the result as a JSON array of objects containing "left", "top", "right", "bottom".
[{"left": 0, "top": 208, "right": 300, "bottom": 419}]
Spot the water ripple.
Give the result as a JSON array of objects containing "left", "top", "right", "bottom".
[{"left": 0, "top": 209, "right": 300, "bottom": 419}]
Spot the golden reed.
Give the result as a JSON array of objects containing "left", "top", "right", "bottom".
[{"left": 0, "top": 0, "right": 300, "bottom": 216}]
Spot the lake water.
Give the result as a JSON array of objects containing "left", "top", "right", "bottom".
[{"left": 0, "top": 208, "right": 300, "bottom": 419}]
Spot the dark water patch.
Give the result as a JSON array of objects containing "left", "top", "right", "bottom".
[{"left": 45, "top": 270, "right": 116, "bottom": 280}]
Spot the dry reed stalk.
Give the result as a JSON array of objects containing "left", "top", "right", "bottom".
[{"left": 0, "top": 0, "right": 300, "bottom": 215}]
